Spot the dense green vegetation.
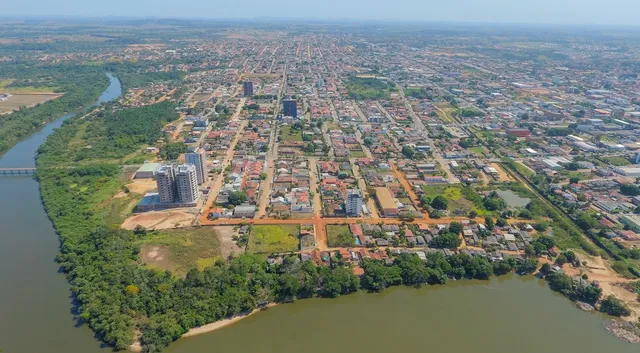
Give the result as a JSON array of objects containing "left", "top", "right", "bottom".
[
  {"left": 105, "top": 62, "right": 183, "bottom": 92},
  {"left": 0, "top": 65, "right": 109, "bottom": 155},
  {"left": 405, "top": 87, "right": 433, "bottom": 99},
  {"left": 38, "top": 101, "right": 178, "bottom": 166},
  {"left": 545, "top": 272, "right": 602, "bottom": 305},
  {"left": 346, "top": 76, "right": 397, "bottom": 100},
  {"left": 361, "top": 252, "right": 538, "bottom": 292}
]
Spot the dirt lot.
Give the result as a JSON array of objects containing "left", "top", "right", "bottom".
[
  {"left": 491, "top": 163, "right": 514, "bottom": 182},
  {"left": 214, "top": 226, "right": 245, "bottom": 259},
  {"left": 140, "top": 245, "right": 173, "bottom": 272},
  {"left": 121, "top": 210, "right": 196, "bottom": 230},
  {"left": 127, "top": 178, "right": 157, "bottom": 194},
  {"left": 0, "top": 93, "right": 62, "bottom": 114}
]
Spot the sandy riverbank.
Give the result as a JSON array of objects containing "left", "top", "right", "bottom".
[
  {"left": 183, "top": 304, "right": 277, "bottom": 337},
  {"left": 130, "top": 304, "right": 277, "bottom": 351}
]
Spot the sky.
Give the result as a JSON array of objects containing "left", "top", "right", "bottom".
[{"left": 3, "top": 0, "right": 640, "bottom": 26}]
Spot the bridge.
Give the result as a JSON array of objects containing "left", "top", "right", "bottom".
[{"left": 0, "top": 168, "right": 36, "bottom": 176}]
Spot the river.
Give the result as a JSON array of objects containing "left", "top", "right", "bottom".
[{"left": 0, "top": 73, "right": 636, "bottom": 353}]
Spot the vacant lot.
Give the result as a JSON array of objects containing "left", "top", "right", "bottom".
[
  {"left": 121, "top": 210, "right": 196, "bottom": 230},
  {"left": 247, "top": 225, "right": 300, "bottom": 254},
  {"left": 421, "top": 185, "right": 486, "bottom": 216},
  {"left": 327, "top": 224, "right": 355, "bottom": 247},
  {"left": 214, "top": 226, "right": 245, "bottom": 259},
  {"left": 0, "top": 93, "right": 63, "bottom": 114},
  {"left": 138, "top": 227, "right": 222, "bottom": 276},
  {"left": 279, "top": 125, "right": 303, "bottom": 142}
]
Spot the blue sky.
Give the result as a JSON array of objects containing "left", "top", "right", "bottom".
[{"left": 4, "top": 0, "right": 640, "bottom": 26}]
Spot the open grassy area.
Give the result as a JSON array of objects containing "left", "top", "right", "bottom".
[
  {"left": 247, "top": 225, "right": 300, "bottom": 254},
  {"left": 0, "top": 79, "right": 58, "bottom": 93},
  {"left": 327, "top": 224, "right": 355, "bottom": 247},
  {"left": 514, "top": 161, "right": 536, "bottom": 179},
  {"left": 599, "top": 155, "right": 631, "bottom": 167},
  {"left": 137, "top": 227, "right": 222, "bottom": 276},
  {"left": 434, "top": 103, "right": 457, "bottom": 123},
  {"left": 279, "top": 125, "right": 303, "bottom": 142},
  {"left": 421, "top": 185, "right": 484, "bottom": 216},
  {"left": 468, "top": 146, "right": 486, "bottom": 155},
  {"left": 349, "top": 149, "right": 366, "bottom": 157},
  {"left": 346, "top": 76, "right": 397, "bottom": 100}
]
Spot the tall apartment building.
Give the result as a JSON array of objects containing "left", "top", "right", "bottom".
[
  {"left": 185, "top": 147, "right": 207, "bottom": 184},
  {"left": 283, "top": 99, "right": 297, "bottom": 118},
  {"left": 176, "top": 164, "right": 199, "bottom": 203},
  {"left": 345, "top": 189, "right": 363, "bottom": 216},
  {"left": 156, "top": 165, "right": 177, "bottom": 203},
  {"left": 243, "top": 80, "right": 254, "bottom": 97}
]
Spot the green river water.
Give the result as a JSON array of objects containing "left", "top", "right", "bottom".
[{"left": 0, "top": 74, "right": 636, "bottom": 353}]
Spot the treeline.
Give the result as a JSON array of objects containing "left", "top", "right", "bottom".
[
  {"left": 361, "top": 252, "right": 538, "bottom": 291},
  {"left": 0, "top": 64, "right": 109, "bottom": 155}
]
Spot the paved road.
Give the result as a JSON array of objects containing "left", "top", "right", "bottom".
[{"left": 200, "top": 98, "right": 247, "bottom": 216}]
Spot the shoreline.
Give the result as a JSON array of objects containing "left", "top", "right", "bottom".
[{"left": 129, "top": 303, "right": 277, "bottom": 352}]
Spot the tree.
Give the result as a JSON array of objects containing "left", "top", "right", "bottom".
[
  {"left": 576, "top": 285, "right": 602, "bottom": 305},
  {"left": 516, "top": 258, "right": 538, "bottom": 275},
  {"left": 228, "top": 191, "right": 248, "bottom": 206},
  {"left": 599, "top": 295, "right": 631, "bottom": 317},
  {"left": 575, "top": 212, "right": 599, "bottom": 232},
  {"left": 430, "top": 232, "right": 462, "bottom": 249},
  {"left": 620, "top": 183, "right": 640, "bottom": 196},
  {"left": 431, "top": 195, "right": 448, "bottom": 210},
  {"left": 448, "top": 221, "right": 463, "bottom": 235},
  {"left": 546, "top": 272, "right": 573, "bottom": 294},
  {"left": 484, "top": 216, "right": 495, "bottom": 230},
  {"left": 569, "top": 176, "right": 580, "bottom": 184},
  {"left": 496, "top": 218, "right": 508, "bottom": 227}
]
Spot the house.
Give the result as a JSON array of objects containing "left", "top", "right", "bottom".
[{"left": 233, "top": 204, "right": 256, "bottom": 218}]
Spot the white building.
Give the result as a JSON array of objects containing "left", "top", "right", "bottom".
[
  {"left": 185, "top": 147, "right": 207, "bottom": 184},
  {"left": 346, "top": 189, "right": 363, "bottom": 216},
  {"left": 155, "top": 165, "right": 177, "bottom": 203},
  {"left": 176, "top": 164, "right": 199, "bottom": 203}
]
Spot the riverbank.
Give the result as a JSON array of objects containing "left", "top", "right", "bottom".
[{"left": 129, "top": 304, "right": 278, "bottom": 352}]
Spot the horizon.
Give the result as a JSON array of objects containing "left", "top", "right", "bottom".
[
  {"left": 2, "top": 15, "right": 640, "bottom": 30},
  {"left": 3, "top": 0, "right": 640, "bottom": 27}
]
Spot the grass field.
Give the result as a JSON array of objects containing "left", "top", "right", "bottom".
[
  {"left": 599, "top": 156, "right": 630, "bottom": 167},
  {"left": 0, "top": 79, "right": 58, "bottom": 93},
  {"left": 514, "top": 161, "right": 536, "bottom": 179},
  {"left": 421, "top": 185, "right": 487, "bottom": 216},
  {"left": 468, "top": 146, "right": 486, "bottom": 155},
  {"left": 138, "top": 227, "right": 222, "bottom": 276},
  {"left": 247, "top": 225, "right": 300, "bottom": 254},
  {"left": 349, "top": 149, "right": 366, "bottom": 157},
  {"left": 279, "top": 125, "right": 303, "bottom": 142},
  {"left": 434, "top": 103, "right": 457, "bottom": 123},
  {"left": 327, "top": 224, "right": 355, "bottom": 247}
]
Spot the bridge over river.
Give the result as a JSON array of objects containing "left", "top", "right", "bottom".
[{"left": 0, "top": 167, "right": 36, "bottom": 176}]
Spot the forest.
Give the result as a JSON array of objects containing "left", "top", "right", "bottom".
[
  {"left": 37, "top": 101, "right": 178, "bottom": 166},
  {"left": 0, "top": 64, "right": 109, "bottom": 155}
]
